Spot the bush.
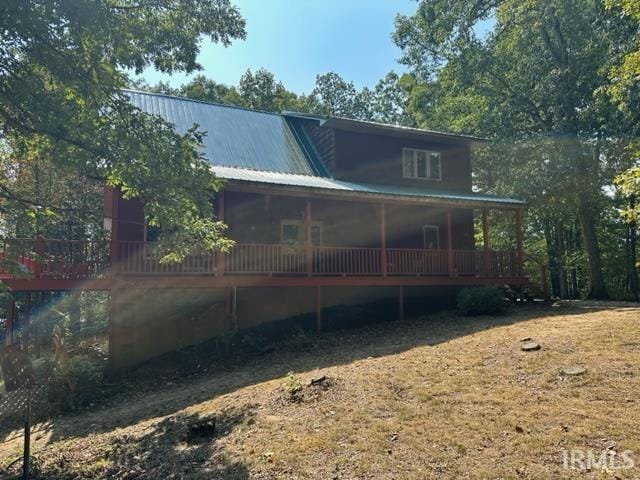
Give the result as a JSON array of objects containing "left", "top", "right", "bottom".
[
  {"left": 32, "top": 353, "right": 105, "bottom": 413},
  {"left": 457, "top": 287, "right": 507, "bottom": 316}
]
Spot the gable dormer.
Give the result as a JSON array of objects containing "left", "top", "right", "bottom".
[{"left": 286, "top": 113, "right": 486, "bottom": 193}]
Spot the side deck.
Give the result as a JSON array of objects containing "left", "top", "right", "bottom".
[{"left": 0, "top": 238, "right": 527, "bottom": 291}]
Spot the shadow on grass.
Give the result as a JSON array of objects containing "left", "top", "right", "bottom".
[
  {"left": 1, "top": 300, "right": 634, "bottom": 457},
  {"left": 23, "top": 405, "right": 255, "bottom": 479}
]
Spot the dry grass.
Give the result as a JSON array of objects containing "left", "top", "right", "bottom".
[{"left": 1, "top": 301, "right": 639, "bottom": 479}]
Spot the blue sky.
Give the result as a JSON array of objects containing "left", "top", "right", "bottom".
[{"left": 138, "top": 0, "right": 418, "bottom": 94}]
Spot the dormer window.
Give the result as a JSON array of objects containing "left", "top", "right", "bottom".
[{"left": 402, "top": 148, "right": 442, "bottom": 180}]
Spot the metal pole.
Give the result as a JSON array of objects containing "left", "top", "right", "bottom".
[{"left": 22, "top": 388, "right": 31, "bottom": 480}]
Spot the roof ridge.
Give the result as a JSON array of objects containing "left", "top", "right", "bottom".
[{"left": 122, "top": 88, "right": 285, "bottom": 118}]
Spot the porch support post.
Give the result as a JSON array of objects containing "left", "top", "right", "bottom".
[
  {"left": 398, "top": 285, "right": 404, "bottom": 321},
  {"left": 23, "top": 292, "right": 30, "bottom": 327},
  {"left": 482, "top": 208, "right": 490, "bottom": 277},
  {"left": 108, "top": 288, "right": 118, "bottom": 372},
  {"left": 305, "top": 199, "right": 313, "bottom": 276},
  {"left": 110, "top": 187, "right": 120, "bottom": 276},
  {"left": 34, "top": 235, "right": 44, "bottom": 278},
  {"left": 446, "top": 208, "right": 454, "bottom": 277},
  {"left": 379, "top": 203, "right": 387, "bottom": 276},
  {"left": 216, "top": 191, "right": 226, "bottom": 277},
  {"left": 516, "top": 208, "right": 524, "bottom": 277},
  {"left": 223, "top": 286, "right": 234, "bottom": 354},
  {"left": 5, "top": 292, "right": 14, "bottom": 345},
  {"left": 315, "top": 286, "right": 322, "bottom": 333}
]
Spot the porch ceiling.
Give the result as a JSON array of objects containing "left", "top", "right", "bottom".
[{"left": 212, "top": 165, "right": 526, "bottom": 209}]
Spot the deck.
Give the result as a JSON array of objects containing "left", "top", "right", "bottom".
[{"left": 0, "top": 238, "right": 525, "bottom": 290}]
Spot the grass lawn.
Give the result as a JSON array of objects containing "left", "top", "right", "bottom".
[{"left": 1, "top": 301, "right": 639, "bottom": 479}]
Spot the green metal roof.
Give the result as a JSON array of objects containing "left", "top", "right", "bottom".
[
  {"left": 212, "top": 166, "right": 525, "bottom": 207},
  {"left": 125, "top": 89, "right": 524, "bottom": 207},
  {"left": 124, "top": 89, "right": 315, "bottom": 175}
]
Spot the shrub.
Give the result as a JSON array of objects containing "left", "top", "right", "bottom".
[
  {"left": 32, "top": 353, "right": 105, "bottom": 413},
  {"left": 283, "top": 371, "right": 303, "bottom": 403},
  {"left": 457, "top": 287, "right": 506, "bottom": 316}
]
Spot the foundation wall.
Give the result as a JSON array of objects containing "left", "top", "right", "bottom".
[{"left": 109, "top": 285, "right": 460, "bottom": 369}]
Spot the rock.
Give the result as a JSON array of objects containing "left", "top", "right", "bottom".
[
  {"left": 521, "top": 341, "right": 541, "bottom": 351},
  {"left": 521, "top": 337, "right": 532, "bottom": 342},
  {"left": 561, "top": 366, "right": 586, "bottom": 376},
  {"left": 309, "top": 375, "right": 326, "bottom": 386}
]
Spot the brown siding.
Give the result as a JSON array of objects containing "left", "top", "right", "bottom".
[
  {"left": 117, "top": 196, "right": 145, "bottom": 242},
  {"left": 299, "top": 119, "right": 336, "bottom": 171},
  {"left": 224, "top": 191, "right": 474, "bottom": 250},
  {"left": 332, "top": 129, "right": 472, "bottom": 192}
]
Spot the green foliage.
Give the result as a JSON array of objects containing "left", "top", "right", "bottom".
[
  {"left": 282, "top": 371, "right": 303, "bottom": 403},
  {"left": 457, "top": 287, "right": 507, "bottom": 316},
  {"left": 616, "top": 165, "right": 640, "bottom": 223},
  {"left": 393, "top": 0, "right": 640, "bottom": 300},
  {"left": 1, "top": 0, "right": 245, "bottom": 259},
  {"left": 33, "top": 354, "right": 105, "bottom": 412}
]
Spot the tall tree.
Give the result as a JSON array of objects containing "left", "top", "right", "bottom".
[
  {"left": 394, "top": 0, "right": 638, "bottom": 299},
  {"left": 1, "top": 0, "right": 245, "bottom": 259}
]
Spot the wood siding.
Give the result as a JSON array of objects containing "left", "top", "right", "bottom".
[{"left": 332, "top": 129, "right": 473, "bottom": 192}]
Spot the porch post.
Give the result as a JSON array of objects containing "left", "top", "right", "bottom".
[
  {"left": 482, "top": 208, "right": 490, "bottom": 277},
  {"left": 446, "top": 208, "right": 454, "bottom": 277},
  {"left": 516, "top": 208, "right": 524, "bottom": 277},
  {"left": 398, "top": 285, "right": 404, "bottom": 321},
  {"left": 315, "top": 286, "right": 322, "bottom": 333},
  {"left": 34, "top": 235, "right": 44, "bottom": 278},
  {"left": 5, "top": 292, "right": 14, "bottom": 345},
  {"left": 110, "top": 187, "right": 120, "bottom": 276},
  {"left": 379, "top": 203, "right": 387, "bottom": 276},
  {"left": 305, "top": 199, "right": 313, "bottom": 276},
  {"left": 23, "top": 292, "right": 30, "bottom": 327},
  {"left": 215, "top": 191, "right": 226, "bottom": 277}
]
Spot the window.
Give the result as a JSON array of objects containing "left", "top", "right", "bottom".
[
  {"left": 402, "top": 148, "right": 442, "bottom": 180},
  {"left": 423, "top": 225, "right": 440, "bottom": 249},
  {"left": 280, "top": 220, "right": 322, "bottom": 245}
]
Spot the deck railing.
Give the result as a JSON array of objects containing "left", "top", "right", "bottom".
[
  {"left": 0, "top": 239, "right": 522, "bottom": 279},
  {"left": 313, "top": 246, "right": 381, "bottom": 276},
  {"left": 0, "top": 238, "right": 110, "bottom": 279},
  {"left": 226, "top": 243, "right": 306, "bottom": 275},
  {"left": 387, "top": 249, "right": 449, "bottom": 275}
]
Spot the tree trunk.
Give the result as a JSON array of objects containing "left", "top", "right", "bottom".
[
  {"left": 627, "top": 199, "right": 639, "bottom": 301},
  {"left": 576, "top": 193, "right": 608, "bottom": 299}
]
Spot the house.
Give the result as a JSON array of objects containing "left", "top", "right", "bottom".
[{"left": 2, "top": 89, "right": 534, "bottom": 369}]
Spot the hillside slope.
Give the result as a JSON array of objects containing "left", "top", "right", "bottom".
[{"left": 1, "top": 302, "right": 639, "bottom": 479}]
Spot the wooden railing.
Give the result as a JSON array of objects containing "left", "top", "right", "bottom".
[
  {"left": 0, "top": 239, "right": 523, "bottom": 280},
  {"left": 387, "top": 249, "right": 449, "bottom": 275},
  {"left": 226, "top": 243, "right": 306, "bottom": 275},
  {"left": 118, "top": 241, "right": 216, "bottom": 275},
  {"left": 313, "top": 246, "right": 381, "bottom": 275},
  {"left": 0, "top": 238, "right": 109, "bottom": 279}
]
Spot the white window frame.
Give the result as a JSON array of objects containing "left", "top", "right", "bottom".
[
  {"left": 280, "top": 219, "right": 322, "bottom": 245},
  {"left": 402, "top": 148, "right": 442, "bottom": 181},
  {"left": 423, "top": 225, "right": 440, "bottom": 249}
]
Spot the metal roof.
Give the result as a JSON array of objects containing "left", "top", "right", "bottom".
[
  {"left": 125, "top": 90, "right": 523, "bottom": 207},
  {"left": 212, "top": 166, "right": 525, "bottom": 207},
  {"left": 282, "top": 111, "right": 490, "bottom": 145},
  {"left": 124, "top": 89, "right": 315, "bottom": 175}
]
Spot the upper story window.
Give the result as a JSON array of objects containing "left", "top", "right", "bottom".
[{"left": 402, "top": 148, "right": 442, "bottom": 180}]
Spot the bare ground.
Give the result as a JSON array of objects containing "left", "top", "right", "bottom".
[{"left": 1, "top": 301, "right": 639, "bottom": 479}]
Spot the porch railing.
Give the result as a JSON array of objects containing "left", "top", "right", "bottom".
[
  {"left": 0, "top": 239, "right": 522, "bottom": 279},
  {"left": 0, "top": 238, "right": 109, "bottom": 279}
]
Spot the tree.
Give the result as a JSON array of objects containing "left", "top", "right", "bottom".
[
  {"left": 1, "top": 0, "right": 245, "bottom": 259},
  {"left": 394, "top": 0, "right": 639, "bottom": 299}
]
